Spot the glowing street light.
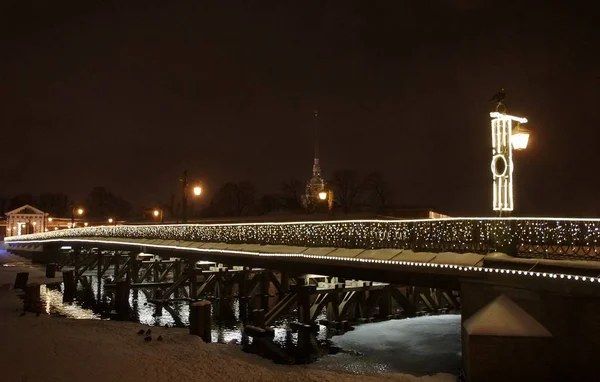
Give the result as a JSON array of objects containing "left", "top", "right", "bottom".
[
  {"left": 511, "top": 123, "right": 531, "bottom": 151},
  {"left": 153, "top": 208, "right": 164, "bottom": 223},
  {"left": 317, "top": 190, "right": 334, "bottom": 214},
  {"left": 70, "top": 204, "right": 85, "bottom": 228},
  {"left": 108, "top": 218, "right": 114, "bottom": 224},
  {"left": 180, "top": 170, "right": 204, "bottom": 223}
]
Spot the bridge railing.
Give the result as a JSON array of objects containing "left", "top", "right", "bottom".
[{"left": 5, "top": 218, "right": 600, "bottom": 261}]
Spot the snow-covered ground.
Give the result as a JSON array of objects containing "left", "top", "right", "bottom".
[{"left": 0, "top": 247, "right": 455, "bottom": 382}]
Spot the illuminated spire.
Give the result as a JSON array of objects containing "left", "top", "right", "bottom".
[
  {"left": 312, "top": 109, "right": 321, "bottom": 177},
  {"left": 302, "top": 109, "right": 325, "bottom": 209}
]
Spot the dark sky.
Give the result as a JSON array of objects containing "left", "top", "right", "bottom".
[{"left": 1, "top": 1, "right": 598, "bottom": 217}]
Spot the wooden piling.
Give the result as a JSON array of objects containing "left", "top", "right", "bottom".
[
  {"left": 14, "top": 272, "right": 29, "bottom": 290},
  {"left": 189, "top": 300, "right": 212, "bottom": 342},
  {"left": 45, "top": 263, "right": 57, "bottom": 278},
  {"left": 297, "top": 283, "right": 312, "bottom": 325},
  {"left": 252, "top": 309, "right": 266, "bottom": 328},
  {"left": 24, "top": 283, "right": 41, "bottom": 313},
  {"left": 379, "top": 286, "right": 393, "bottom": 319},
  {"left": 115, "top": 281, "right": 131, "bottom": 314},
  {"left": 280, "top": 272, "right": 289, "bottom": 295},
  {"left": 62, "top": 270, "right": 77, "bottom": 295},
  {"left": 260, "top": 271, "right": 270, "bottom": 311}
]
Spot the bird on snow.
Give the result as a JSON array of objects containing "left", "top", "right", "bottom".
[
  {"left": 144, "top": 336, "right": 152, "bottom": 342},
  {"left": 137, "top": 329, "right": 145, "bottom": 335},
  {"left": 157, "top": 335, "right": 163, "bottom": 341},
  {"left": 490, "top": 88, "right": 505, "bottom": 103},
  {"left": 145, "top": 329, "right": 151, "bottom": 336}
]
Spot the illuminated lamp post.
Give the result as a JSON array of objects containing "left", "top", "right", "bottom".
[
  {"left": 180, "top": 170, "right": 203, "bottom": 223},
  {"left": 153, "top": 208, "right": 164, "bottom": 223},
  {"left": 70, "top": 205, "right": 84, "bottom": 228},
  {"left": 490, "top": 110, "right": 530, "bottom": 217},
  {"left": 318, "top": 190, "right": 334, "bottom": 215}
]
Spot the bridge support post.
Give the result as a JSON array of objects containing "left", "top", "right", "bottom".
[
  {"left": 297, "top": 281, "right": 313, "bottom": 326},
  {"left": 378, "top": 286, "right": 393, "bottom": 319},
  {"left": 62, "top": 270, "right": 77, "bottom": 301},
  {"left": 280, "top": 272, "right": 289, "bottom": 297},
  {"left": 14, "top": 272, "right": 29, "bottom": 290},
  {"left": 173, "top": 260, "right": 182, "bottom": 298},
  {"left": 460, "top": 278, "right": 600, "bottom": 382},
  {"left": 189, "top": 301, "right": 212, "bottom": 342},
  {"left": 260, "top": 271, "right": 270, "bottom": 311},
  {"left": 24, "top": 283, "right": 41, "bottom": 313},
  {"left": 115, "top": 281, "right": 130, "bottom": 316}
]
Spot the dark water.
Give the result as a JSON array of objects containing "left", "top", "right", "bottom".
[{"left": 39, "top": 275, "right": 461, "bottom": 376}]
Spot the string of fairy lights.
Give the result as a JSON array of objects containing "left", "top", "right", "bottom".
[{"left": 6, "top": 218, "right": 600, "bottom": 259}]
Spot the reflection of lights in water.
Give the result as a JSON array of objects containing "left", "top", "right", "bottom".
[{"left": 40, "top": 285, "right": 101, "bottom": 320}]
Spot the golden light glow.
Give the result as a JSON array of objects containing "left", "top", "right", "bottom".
[
  {"left": 193, "top": 186, "right": 202, "bottom": 196},
  {"left": 48, "top": 217, "right": 53, "bottom": 222},
  {"left": 511, "top": 124, "right": 531, "bottom": 150},
  {"left": 32, "top": 222, "right": 37, "bottom": 226},
  {"left": 108, "top": 218, "right": 114, "bottom": 224},
  {"left": 318, "top": 191, "right": 328, "bottom": 200},
  {"left": 153, "top": 210, "right": 160, "bottom": 217},
  {"left": 84, "top": 222, "right": 89, "bottom": 227},
  {"left": 77, "top": 208, "right": 84, "bottom": 215}
]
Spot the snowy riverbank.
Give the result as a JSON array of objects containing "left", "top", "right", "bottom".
[{"left": 0, "top": 248, "right": 455, "bottom": 382}]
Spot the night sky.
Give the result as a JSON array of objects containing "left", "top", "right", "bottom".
[{"left": 1, "top": 1, "right": 598, "bottom": 217}]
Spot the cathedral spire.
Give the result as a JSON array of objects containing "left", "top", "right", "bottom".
[
  {"left": 313, "top": 109, "right": 319, "bottom": 162},
  {"left": 312, "top": 109, "right": 322, "bottom": 177},
  {"left": 302, "top": 108, "right": 326, "bottom": 210}
]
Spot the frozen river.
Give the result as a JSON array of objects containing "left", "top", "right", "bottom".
[{"left": 313, "top": 315, "right": 462, "bottom": 376}]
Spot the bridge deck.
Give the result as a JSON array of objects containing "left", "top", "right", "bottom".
[{"left": 6, "top": 235, "right": 600, "bottom": 295}]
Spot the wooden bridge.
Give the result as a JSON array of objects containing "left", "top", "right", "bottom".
[{"left": 5, "top": 217, "right": 600, "bottom": 382}]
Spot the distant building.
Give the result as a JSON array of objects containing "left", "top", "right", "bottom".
[
  {"left": 3, "top": 204, "right": 92, "bottom": 237},
  {"left": 301, "top": 110, "right": 327, "bottom": 210},
  {"left": 5, "top": 204, "right": 48, "bottom": 236}
]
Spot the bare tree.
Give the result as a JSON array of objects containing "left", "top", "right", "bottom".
[
  {"left": 330, "top": 170, "right": 364, "bottom": 214},
  {"left": 365, "top": 171, "right": 392, "bottom": 213},
  {"left": 208, "top": 181, "right": 257, "bottom": 217},
  {"left": 280, "top": 178, "right": 304, "bottom": 212}
]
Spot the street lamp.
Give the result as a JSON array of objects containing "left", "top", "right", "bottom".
[
  {"left": 70, "top": 205, "right": 84, "bottom": 228},
  {"left": 511, "top": 123, "right": 531, "bottom": 150},
  {"left": 180, "top": 170, "right": 203, "bottom": 223},
  {"left": 153, "top": 208, "right": 164, "bottom": 223},
  {"left": 317, "top": 190, "right": 334, "bottom": 214},
  {"left": 108, "top": 218, "right": 114, "bottom": 224},
  {"left": 490, "top": 110, "right": 530, "bottom": 216}
]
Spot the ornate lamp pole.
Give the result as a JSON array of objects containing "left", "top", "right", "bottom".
[
  {"left": 490, "top": 93, "right": 531, "bottom": 216},
  {"left": 180, "top": 170, "right": 202, "bottom": 223},
  {"left": 69, "top": 204, "right": 84, "bottom": 228}
]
